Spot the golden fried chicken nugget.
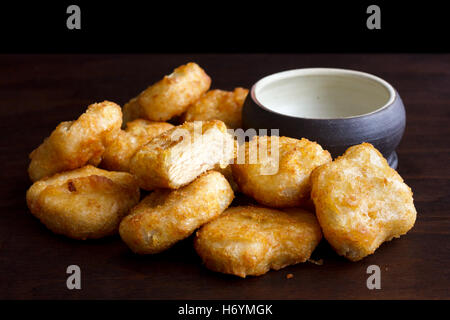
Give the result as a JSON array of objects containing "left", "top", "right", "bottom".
[
  {"left": 123, "top": 63, "right": 211, "bottom": 123},
  {"left": 28, "top": 101, "right": 122, "bottom": 182},
  {"left": 129, "top": 120, "right": 235, "bottom": 190},
  {"left": 26, "top": 165, "right": 140, "bottom": 240},
  {"left": 311, "top": 143, "right": 417, "bottom": 261},
  {"left": 122, "top": 96, "right": 145, "bottom": 126},
  {"left": 119, "top": 171, "right": 234, "bottom": 254},
  {"left": 214, "top": 164, "right": 239, "bottom": 192},
  {"left": 183, "top": 88, "right": 249, "bottom": 128},
  {"left": 125, "top": 119, "right": 173, "bottom": 137},
  {"left": 101, "top": 119, "right": 174, "bottom": 172},
  {"left": 231, "top": 136, "right": 331, "bottom": 208},
  {"left": 194, "top": 206, "right": 322, "bottom": 278}
]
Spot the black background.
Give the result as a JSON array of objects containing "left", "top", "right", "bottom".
[{"left": 0, "top": 1, "right": 448, "bottom": 53}]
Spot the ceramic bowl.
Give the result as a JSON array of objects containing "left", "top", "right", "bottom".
[{"left": 242, "top": 68, "right": 405, "bottom": 168}]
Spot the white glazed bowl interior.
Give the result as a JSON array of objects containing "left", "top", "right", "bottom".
[{"left": 253, "top": 68, "right": 396, "bottom": 119}]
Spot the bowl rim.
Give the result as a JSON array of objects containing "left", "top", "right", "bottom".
[{"left": 250, "top": 67, "right": 397, "bottom": 120}]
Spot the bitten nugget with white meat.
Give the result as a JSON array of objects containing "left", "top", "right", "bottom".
[
  {"left": 231, "top": 136, "right": 331, "bottom": 208},
  {"left": 194, "top": 206, "right": 322, "bottom": 278},
  {"left": 311, "top": 143, "right": 417, "bottom": 261},
  {"left": 123, "top": 62, "right": 211, "bottom": 123},
  {"left": 28, "top": 101, "right": 122, "bottom": 182},
  {"left": 183, "top": 88, "right": 249, "bottom": 129},
  {"left": 130, "top": 120, "right": 235, "bottom": 190},
  {"left": 101, "top": 119, "right": 174, "bottom": 172},
  {"left": 119, "top": 171, "right": 234, "bottom": 254},
  {"left": 26, "top": 165, "right": 140, "bottom": 240}
]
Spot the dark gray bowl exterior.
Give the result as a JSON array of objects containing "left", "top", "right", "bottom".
[{"left": 242, "top": 92, "right": 405, "bottom": 169}]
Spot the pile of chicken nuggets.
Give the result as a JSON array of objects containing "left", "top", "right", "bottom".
[{"left": 26, "top": 62, "right": 417, "bottom": 278}]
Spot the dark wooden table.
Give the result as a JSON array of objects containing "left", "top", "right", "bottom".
[{"left": 0, "top": 54, "right": 449, "bottom": 300}]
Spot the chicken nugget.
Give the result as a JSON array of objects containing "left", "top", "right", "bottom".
[
  {"left": 28, "top": 101, "right": 122, "bottom": 182},
  {"left": 129, "top": 120, "right": 235, "bottom": 190},
  {"left": 125, "top": 119, "right": 173, "bottom": 137},
  {"left": 194, "top": 206, "right": 322, "bottom": 278},
  {"left": 213, "top": 164, "right": 239, "bottom": 192},
  {"left": 183, "top": 88, "right": 249, "bottom": 129},
  {"left": 231, "top": 136, "right": 331, "bottom": 208},
  {"left": 123, "top": 63, "right": 211, "bottom": 123},
  {"left": 311, "top": 143, "right": 417, "bottom": 261},
  {"left": 26, "top": 165, "right": 140, "bottom": 240},
  {"left": 122, "top": 96, "right": 145, "bottom": 126},
  {"left": 101, "top": 119, "right": 174, "bottom": 172},
  {"left": 119, "top": 170, "right": 234, "bottom": 254}
]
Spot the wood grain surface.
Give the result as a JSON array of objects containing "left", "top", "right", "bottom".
[{"left": 0, "top": 54, "right": 449, "bottom": 300}]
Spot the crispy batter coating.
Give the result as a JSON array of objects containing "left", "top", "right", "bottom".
[
  {"left": 311, "top": 143, "right": 417, "bottom": 261},
  {"left": 214, "top": 164, "right": 239, "bottom": 192},
  {"left": 194, "top": 206, "right": 322, "bottom": 278},
  {"left": 129, "top": 120, "right": 235, "bottom": 190},
  {"left": 26, "top": 165, "right": 140, "bottom": 240},
  {"left": 101, "top": 119, "right": 174, "bottom": 172},
  {"left": 119, "top": 171, "right": 234, "bottom": 254},
  {"left": 28, "top": 101, "right": 122, "bottom": 182},
  {"left": 183, "top": 88, "right": 249, "bottom": 129},
  {"left": 231, "top": 136, "right": 332, "bottom": 208},
  {"left": 123, "top": 63, "right": 211, "bottom": 123},
  {"left": 122, "top": 96, "right": 145, "bottom": 126}
]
